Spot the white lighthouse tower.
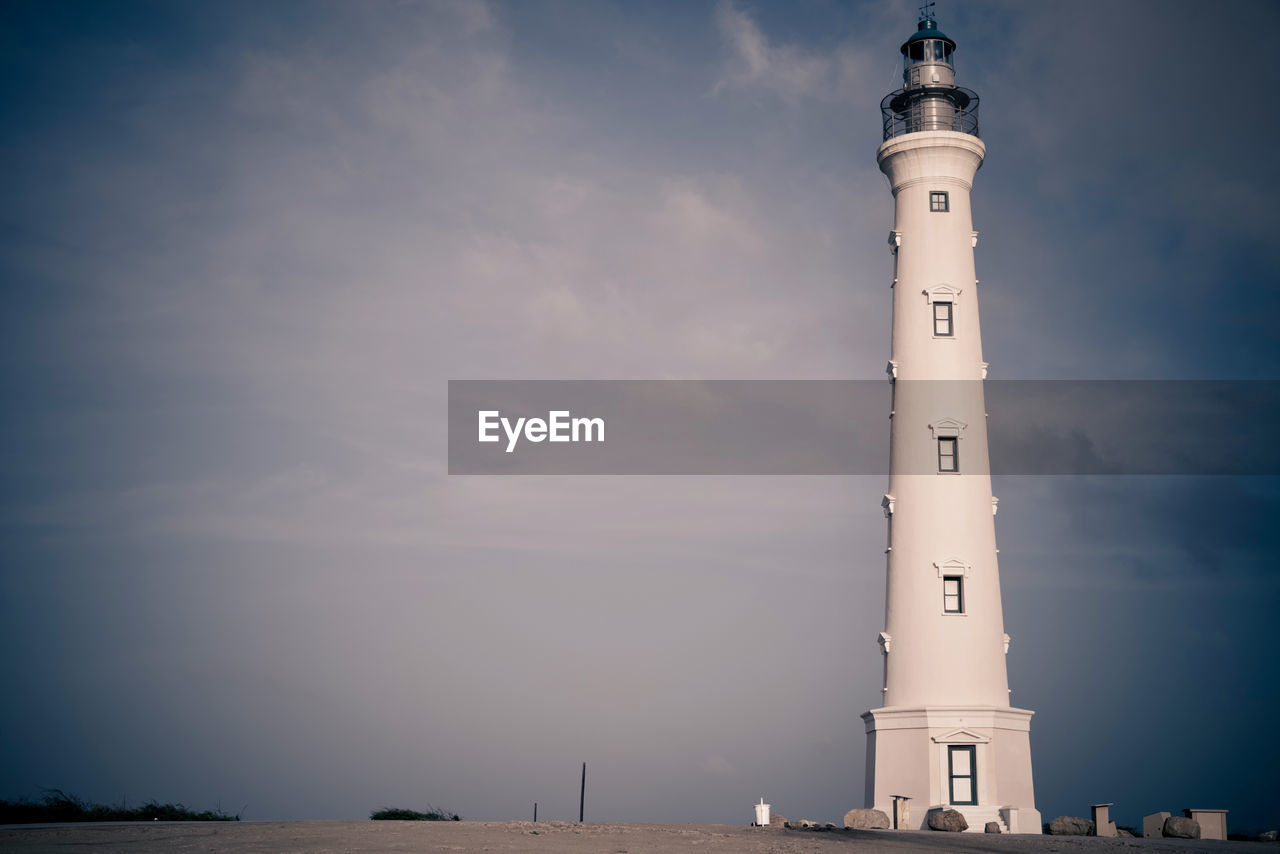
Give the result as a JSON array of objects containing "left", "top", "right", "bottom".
[{"left": 861, "top": 8, "right": 1042, "bottom": 835}]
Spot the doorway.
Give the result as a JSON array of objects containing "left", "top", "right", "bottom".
[{"left": 948, "top": 745, "right": 977, "bottom": 805}]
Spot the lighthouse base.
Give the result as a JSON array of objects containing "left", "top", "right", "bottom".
[{"left": 862, "top": 705, "right": 1042, "bottom": 834}]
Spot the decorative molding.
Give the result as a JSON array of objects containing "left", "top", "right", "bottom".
[
  {"left": 888, "top": 230, "right": 902, "bottom": 253},
  {"left": 862, "top": 706, "right": 1035, "bottom": 734},
  {"left": 922, "top": 283, "right": 962, "bottom": 305},
  {"left": 878, "top": 631, "right": 892, "bottom": 655},
  {"left": 970, "top": 231, "right": 979, "bottom": 248},
  {"left": 882, "top": 493, "right": 896, "bottom": 517},
  {"left": 931, "top": 727, "right": 990, "bottom": 744},
  {"left": 886, "top": 360, "right": 899, "bottom": 380},
  {"left": 934, "top": 557, "right": 971, "bottom": 578},
  {"left": 991, "top": 496, "right": 999, "bottom": 516},
  {"left": 980, "top": 361, "right": 989, "bottom": 380},
  {"left": 928, "top": 417, "right": 967, "bottom": 438},
  {"left": 1003, "top": 633, "right": 1011, "bottom": 654}
]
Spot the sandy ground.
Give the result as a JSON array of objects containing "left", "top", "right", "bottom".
[{"left": 0, "top": 821, "right": 1268, "bottom": 853}]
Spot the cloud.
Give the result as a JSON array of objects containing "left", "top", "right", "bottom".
[
  {"left": 3, "top": 0, "right": 1279, "bottom": 834},
  {"left": 712, "top": 0, "right": 873, "bottom": 103},
  {"left": 656, "top": 179, "right": 760, "bottom": 252},
  {"left": 701, "top": 754, "right": 737, "bottom": 776}
]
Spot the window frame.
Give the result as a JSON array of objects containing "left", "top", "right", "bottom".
[
  {"left": 938, "top": 436, "right": 958, "bottom": 472},
  {"left": 943, "top": 575, "right": 964, "bottom": 613},
  {"left": 933, "top": 300, "right": 954, "bottom": 336},
  {"left": 930, "top": 190, "right": 950, "bottom": 212}
]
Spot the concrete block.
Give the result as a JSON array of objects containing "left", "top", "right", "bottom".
[
  {"left": 1143, "top": 811, "right": 1170, "bottom": 838},
  {"left": 1184, "top": 809, "right": 1227, "bottom": 841}
]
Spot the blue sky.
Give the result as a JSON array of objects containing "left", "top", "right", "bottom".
[{"left": 2, "top": 0, "right": 1278, "bottom": 833}]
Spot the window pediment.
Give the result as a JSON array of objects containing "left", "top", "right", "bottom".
[
  {"left": 934, "top": 557, "right": 971, "bottom": 578},
  {"left": 932, "top": 728, "right": 990, "bottom": 744},
  {"left": 928, "top": 418, "right": 967, "bottom": 438},
  {"left": 923, "top": 284, "right": 962, "bottom": 305}
]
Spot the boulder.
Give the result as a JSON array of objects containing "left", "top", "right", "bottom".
[
  {"left": 768, "top": 814, "right": 786, "bottom": 828},
  {"left": 1048, "top": 815, "right": 1095, "bottom": 836},
  {"left": 843, "top": 808, "right": 890, "bottom": 830},
  {"left": 1259, "top": 830, "right": 1277, "bottom": 841},
  {"left": 1163, "top": 816, "right": 1200, "bottom": 839},
  {"left": 1117, "top": 827, "right": 1134, "bottom": 837},
  {"left": 928, "top": 809, "right": 968, "bottom": 832},
  {"left": 984, "top": 821, "right": 1001, "bottom": 834}
]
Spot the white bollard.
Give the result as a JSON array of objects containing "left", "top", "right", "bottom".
[{"left": 753, "top": 798, "right": 771, "bottom": 827}]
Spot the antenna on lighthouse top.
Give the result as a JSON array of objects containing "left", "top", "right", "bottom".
[{"left": 916, "top": 1, "right": 947, "bottom": 34}]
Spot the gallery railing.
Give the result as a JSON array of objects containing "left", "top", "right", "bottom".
[{"left": 881, "top": 87, "right": 980, "bottom": 140}]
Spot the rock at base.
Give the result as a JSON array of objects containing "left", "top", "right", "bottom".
[
  {"left": 1260, "top": 830, "right": 1278, "bottom": 842},
  {"left": 1048, "top": 815, "right": 1095, "bottom": 836},
  {"left": 984, "top": 821, "right": 1001, "bottom": 834},
  {"left": 768, "top": 814, "right": 786, "bottom": 828},
  {"left": 928, "top": 809, "right": 968, "bottom": 832},
  {"left": 843, "top": 808, "right": 890, "bottom": 830},
  {"left": 1163, "top": 816, "right": 1201, "bottom": 839}
]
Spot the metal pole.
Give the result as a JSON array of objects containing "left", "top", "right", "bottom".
[
  {"left": 533, "top": 802, "right": 537, "bottom": 822},
  {"left": 578, "top": 762, "right": 586, "bottom": 823}
]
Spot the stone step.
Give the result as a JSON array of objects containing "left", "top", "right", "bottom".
[{"left": 940, "top": 805, "right": 1008, "bottom": 834}]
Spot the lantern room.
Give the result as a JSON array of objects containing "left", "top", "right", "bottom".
[{"left": 902, "top": 15, "right": 956, "bottom": 88}]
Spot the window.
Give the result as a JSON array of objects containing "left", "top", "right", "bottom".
[
  {"left": 948, "top": 745, "right": 977, "bottom": 805},
  {"left": 943, "top": 576, "right": 963, "bottom": 613},
  {"left": 933, "top": 301, "right": 953, "bottom": 336},
  {"left": 938, "top": 436, "right": 958, "bottom": 472},
  {"left": 930, "top": 191, "right": 949, "bottom": 212}
]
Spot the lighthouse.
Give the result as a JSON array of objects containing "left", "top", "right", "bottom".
[{"left": 860, "top": 8, "right": 1042, "bottom": 834}]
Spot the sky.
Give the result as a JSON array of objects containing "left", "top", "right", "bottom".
[{"left": 2, "top": 0, "right": 1279, "bottom": 834}]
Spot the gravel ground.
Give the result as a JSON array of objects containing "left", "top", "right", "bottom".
[{"left": 0, "top": 821, "right": 1268, "bottom": 853}]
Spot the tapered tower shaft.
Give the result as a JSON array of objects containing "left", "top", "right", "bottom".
[{"left": 861, "top": 11, "right": 1040, "bottom": 834}]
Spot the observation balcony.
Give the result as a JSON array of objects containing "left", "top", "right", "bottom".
[{"left": 880, "top": 86, "right": 980, "bottom": 140}]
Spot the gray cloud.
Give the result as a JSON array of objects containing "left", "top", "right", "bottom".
[{"left": 1, "top": 0, "right": 1277, "bottom": 835}]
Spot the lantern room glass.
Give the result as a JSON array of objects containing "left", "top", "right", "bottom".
[{"left": 905, "top": 39, "right": 953, "bottom": 68}]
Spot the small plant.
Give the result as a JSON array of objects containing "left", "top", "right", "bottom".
[
  {"left": 0, "top": 789, "right": 240, "bottom": 824},
  {"left": 370, "top": 805, "right": 460, "bottom": 821}
]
